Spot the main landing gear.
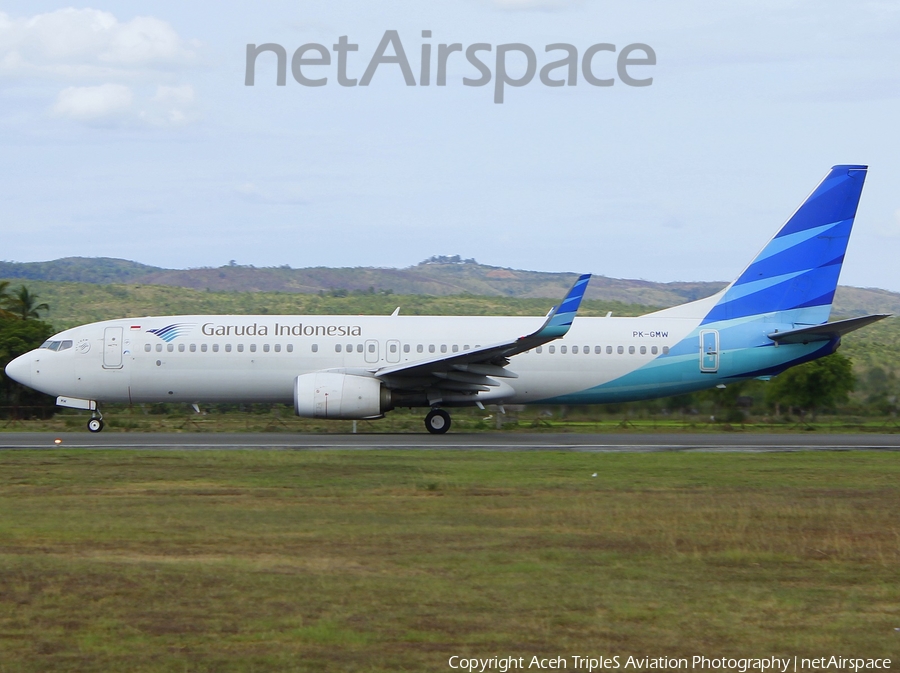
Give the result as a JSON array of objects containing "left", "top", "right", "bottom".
[
  {"left": 424, "top": 408, "right": 451, "bottom": 434},
  {"left": 87, "top": 408, "right": 104, "bottom": 433}
]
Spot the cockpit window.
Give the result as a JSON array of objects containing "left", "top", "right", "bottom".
[{"left": 40, "top": 340, "right": 74, "bottom": 351}]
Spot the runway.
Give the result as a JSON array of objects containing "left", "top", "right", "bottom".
[{"left": 0, "top": 432, "right": 899, "bottom": 451}]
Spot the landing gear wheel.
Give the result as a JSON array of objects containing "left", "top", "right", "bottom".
[
  {"left": 424, "top": 409, "right": 451, "bottom": 434},
  {"left": 87, "top": 418, "right": 104, "bottom": 433}
]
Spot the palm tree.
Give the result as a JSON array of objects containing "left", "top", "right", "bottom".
[
  {"left": 8, "top": 285, "right": 50, "bottom": 321},
  {"left": 0, "top": 281, "right": 16, "bottom": 320}
]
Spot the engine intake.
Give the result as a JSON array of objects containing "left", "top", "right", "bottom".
[{"left": 294, "top": 372, "right": 392, "bottom": 419}]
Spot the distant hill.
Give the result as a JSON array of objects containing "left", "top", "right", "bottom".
[{"left": 1, "top": 255, "right": 898, "bottom": 317}]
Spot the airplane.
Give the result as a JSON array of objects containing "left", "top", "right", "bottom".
[{"left": 4, "top": 165, "right": 890, "bottom": 434}]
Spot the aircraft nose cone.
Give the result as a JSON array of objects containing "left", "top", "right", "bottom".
[{"left": 5, "top": 354, "right": 32, "bottom": 387}]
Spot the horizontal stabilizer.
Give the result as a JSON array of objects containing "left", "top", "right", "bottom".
[{"left": 768, "top": 314, "right": 890, "bottom": 344}]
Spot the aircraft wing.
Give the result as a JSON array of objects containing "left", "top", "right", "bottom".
[
  {"left": 768, "top": 314, "right": 891, "bottom": 345},
  {"left": 374, "top": 274, "right": 591, "bottom": 398}
]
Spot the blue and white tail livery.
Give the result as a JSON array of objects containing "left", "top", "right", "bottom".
[{"left": 5, "top": 166, "right": 889, "bottom": 433}]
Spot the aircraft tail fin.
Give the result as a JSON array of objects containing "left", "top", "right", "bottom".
[{"left": 701, "top": 165, "right": 867, "bottom": 325}]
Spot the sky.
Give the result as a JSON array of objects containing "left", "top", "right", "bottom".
[{"left": 1, "top": 1, "right": 899, "bottom": 291}]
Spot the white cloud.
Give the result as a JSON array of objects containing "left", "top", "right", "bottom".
[
  {"left": 50, "top": 83, "right": 199, "bottom": 127},
  {"left": 139, "top": 84, "right": 199, "bottom": 127},
  {"left": 0, "top": 8, "right": 196, "bottom": 78},
  {"left": 52, "top": 83, "right": 133, "bottom": 121},
  {"left": 0, "top": 9, "right": 201, "bottom": 128}
]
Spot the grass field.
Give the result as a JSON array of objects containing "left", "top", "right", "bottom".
[
  {"left": 4, "top": 404, "right": 900, "bottom": 435},
  {"left": 0, "top": 450, "right": 898, "bottom": 672}
]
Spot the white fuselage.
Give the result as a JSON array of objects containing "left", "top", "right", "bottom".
[{"left": 8, "top": 310, "right": 817, "bottom": 408}]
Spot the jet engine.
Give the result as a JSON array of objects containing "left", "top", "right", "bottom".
[{"left": 294, "top": 372, "right": 392, "bottom": 419}]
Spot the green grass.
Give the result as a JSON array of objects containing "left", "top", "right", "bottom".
[
  {"left": 0, "top": 450, "right": 898, "bottom": 672},
  {"left": 4, "top": 404, "right": 900, "bottom": 434}
]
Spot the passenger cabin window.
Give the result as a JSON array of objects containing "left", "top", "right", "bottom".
[
  {"left": 346, "top": 343, "right": 352, "bottom": 353},
  {"left": 651, "top": 346, "right": 658, "bottom": 355},
  {"left": 213, "top": 344, "right": 219, "bottom": 352},
  {"left": 549, "top": 345, "right": 556, "bottom": 354},
  {"left": 441, "top": 345, "right": 447, "bottom": 353},
  {"left": 403, "top": 344, "right": 410, "bottom": 353},
  {"left": 263, "top": 344, "right": 270, "bottom": 353},
  {"left": 201, "top": 344, "right": 208, "bottom": 352},
  {"left": 536, "top": 346, "right": 542, "bottom": 353},
  {"left": 190, "top": 344, "right": 197, "bottom": 352},
  {"left": 225, "top": 344, "right": 232, "bottom": 353},
  {"left": 429, "top": 345, "right": 435, "bottom": 353},
  {"left": 389, "top": 343, "right": 397, "bottom": 354},
  {"left": 335, "top": 344, "right": 342, "bottom": 353},
  {"left": 617, "top": 346, "right": 624, "bottom": 354},
  {"left": 572, "top": 345, "right": 579, "bottom": 354},
  {"left": 595, "top": 346, "right": 601, "bottom": 354},
  {"left": 418, "top": 345, "right": 424, "bottom": 353},
  {"left": 311, "top": 344, "right": 318, "bottom": 353},
  {"left": 237, "top": 344, "right": 244, "bottom": 353},
  {"left": 179, "top": 344, "right": 185, "bottom": 352},
  {"left": 640, "top": 346, "right": 646, "bottom": 354},
  {"left": 250, "top": 344, "right": 257, "bottom": 353},
  {"left": 560, "top": 345, "right": 567, "bottom": 354},
  {"left": 368, "top": 343, "right": 375, "bottom": 353},
  {"left": 144, "top": 344, "right": 151, "bottom": 352},
  {"left": 662, "top": 346, "right": 669, "bottom": 355},
  {"left": 275, "top": 344, "right": 281, "bottom": 352},
  {"left": 156, "top": 344, "right": 163, "bottom": 352},
  {"left": 452, "top": 345, "right": 459, "bottom": 353},
  {"left": 628, "top": 346, "right": 635, "bottom": 354},
  {"left": 167, "top": 344, "right": 174, "bottom": 352},
  {"left": 607, "top": 346, "right": 613, "bottom": 354}
]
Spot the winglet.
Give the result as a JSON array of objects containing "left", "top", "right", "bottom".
[{"left": 532, "top": 273, "right": 591, "bottom": 339}]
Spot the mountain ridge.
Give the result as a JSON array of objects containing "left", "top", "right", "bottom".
[{"left": 2, "top": 256, "right": 898, "bottom": 317}]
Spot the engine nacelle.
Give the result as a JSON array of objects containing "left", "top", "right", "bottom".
[{"left": 294, "top": 372, "right": 392, "bottom": 419}]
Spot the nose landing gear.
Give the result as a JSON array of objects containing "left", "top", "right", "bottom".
[
  {"left": 424, "top": 408, "right": 451, "bottom": 434},
  {"left": 87, "top": 409, "right": 104, "bottom": 433}
]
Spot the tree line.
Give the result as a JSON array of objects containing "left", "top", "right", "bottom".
[{"left": 0, "top": 283, "right": 55, "bottom": 418}]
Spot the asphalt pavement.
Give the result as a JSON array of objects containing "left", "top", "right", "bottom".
[{"left": 0, "top": 432, "right": 898, "bottom": 451}]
